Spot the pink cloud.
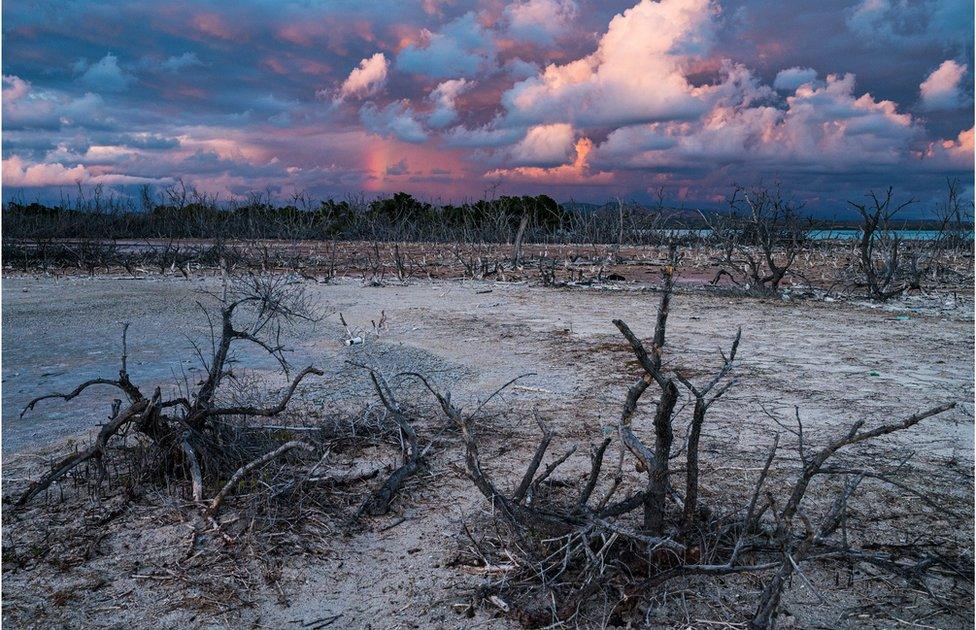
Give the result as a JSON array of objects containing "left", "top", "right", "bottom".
[
  {"left": 504, "top": 0, "right": 578, "bottom": 45},
  {"left": 2, "top": 74, "right": 30, "bottom": 101},
  {"left": 334, "top": 53, "right": 389, "bottom": 101},
  {"left": 500, "top": 0, "right": 716, "bottom": 127},
  {"left": 3, "top": 156, "right": 89, "bottom": 186},
  {"left": 427, "top": 78, "right": 472, "bottom": 128},
  {"left": 919, "top": 60, "right": 968, "bottom": 111},
  {"left": 919, "top": 127, "right": 975, "bottom": 168},
  {"left": 508, "top": 123, "right": 576, "bottom": 166},
  {"left": 592, "top": 70, "right": 920, "bottom": 171},
  {"left": 486, "top": 137, "right": 614, "bottom": 184},
  {"left": 2, "top": 156, "right": 161, "bottom": 187}
]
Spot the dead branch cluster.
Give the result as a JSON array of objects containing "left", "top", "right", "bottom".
[
  {"left": 14, "top": 274, "right": 319, "bottom": 508},
  {"left": 427, "top": 265, "right": 966, "bottom": 627},
  {"left": 846, "top": 182, "right": 974, "bottom": 301},
  {"left": 8, "top": 273, "right": 429, "bottom": 542}
]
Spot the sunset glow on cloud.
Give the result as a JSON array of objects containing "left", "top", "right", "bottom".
[{"left": 2, "top": 0, "right": 972, "bottom": 212}]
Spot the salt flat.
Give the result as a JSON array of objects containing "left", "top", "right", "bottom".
[{"left": 2, "top": 273, "right": 973, "bottom": 628}]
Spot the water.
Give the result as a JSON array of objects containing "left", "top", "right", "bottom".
[
  {"left": 643, "top": 228, "right": 973, "bottom": 241},
  {"left": 805, "top": 229, "right": 971, "bottom": 241}
]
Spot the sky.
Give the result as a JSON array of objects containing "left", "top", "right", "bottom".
[{"left": 2, "top": 0, "right": 974, "bottom": 215}]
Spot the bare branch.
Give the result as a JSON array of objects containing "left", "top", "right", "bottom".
[{"left": 206, "top": 440, "right": 314, "bottom": 517}]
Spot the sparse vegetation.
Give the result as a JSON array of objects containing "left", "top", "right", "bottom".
[{"left": 4, "top": 181, "right": 970, "bottom": 301}]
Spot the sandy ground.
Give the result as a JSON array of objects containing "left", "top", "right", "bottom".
[{"left": 2, "top": 272, "right": 973, "bottom": 628}]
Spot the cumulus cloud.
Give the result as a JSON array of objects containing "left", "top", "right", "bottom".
[
  {"left": 330, "top": 53, "right": 390, "bottom": 101},
  {"left": 921, "top": 126, "right": 974, "bottom": 168},
  {"left": 427, "top": 79, "right": 472, "bottom": 128},
  {"left": 504, "top": 0, "right": 578, "bottom": 45},
  {"left": 499, "top": 0, "right": 716, "bottom": 128},
  {"left": 336, "top": 53, "right": 389, "bottom": 101},
  {"left": 77, "top": 53, "right": 135, "bottom": 92},
  {"left": 1, "top": 75, "right": 59, "bottom": 129},
  {"left": 359, "top": 100, "right": 428, "bottom": 143},
  {"left": 592, "top": 71, "right": 919, "bottom": 172},
  {"left": 486, "top": 136, "right": 614, "bottom": 184},
  {"left": 2, "top": 74, "right": 30, "bottom": 101},
  {"left": 773, "top": 67, "right": 818, "bottom": 92},
  {"left": 508, "top": 123, "right": 576, "bottom": 166},
  {"left": 919, "top": 60, "right": 968, "bottom": 111},
  {"left": 2, "top": 156, "right": 90, "bottom": 186},
  {"left": 2, "top": 155, "right": 160, "bottom": 187},
  {"left": 396, "top": 12, "right": 496, "bottom": 78},
  {"left": 2, "top": 76, "right": 109, "bottom": 130}
]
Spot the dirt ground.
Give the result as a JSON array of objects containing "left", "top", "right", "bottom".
[{"left": 2, "top": 271, "right": 973, "bottom": 628}]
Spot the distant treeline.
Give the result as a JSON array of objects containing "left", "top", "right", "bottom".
[
  {"left": 3, "top": 191, "right": 686, "bottom": 244},
  {"left": 2, "top": 187, "right": 968, "bottom": 245}
]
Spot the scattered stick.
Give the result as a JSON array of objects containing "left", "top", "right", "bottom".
[{"left": 206, "top": 440, "right": 314, "bottom": 517}]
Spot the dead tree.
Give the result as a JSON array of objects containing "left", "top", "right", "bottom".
[
  {"left": 14, "top": 274, "right": 324, "bottom": 508},
  {"left": 612, "top": 264, "right": 679, "bottom": 535},
  {"left": 934, "top": 177, "right": 973, "bottom": 252},
  {"left": 675, "top": 328, "right": 740, "bottom": 529},
  {"left": 707, "top": 185, "right": 806, "bottom": 293},
  {"left": 905, "top": 178, "right": 972, "bottom": 290},
  {"left": 848, "top": 187, "right": 916, "bottom": 300}
]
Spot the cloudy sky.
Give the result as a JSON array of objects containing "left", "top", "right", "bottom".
[{"left": 2, "top": 0, "right": 973, "bottom": 214}]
